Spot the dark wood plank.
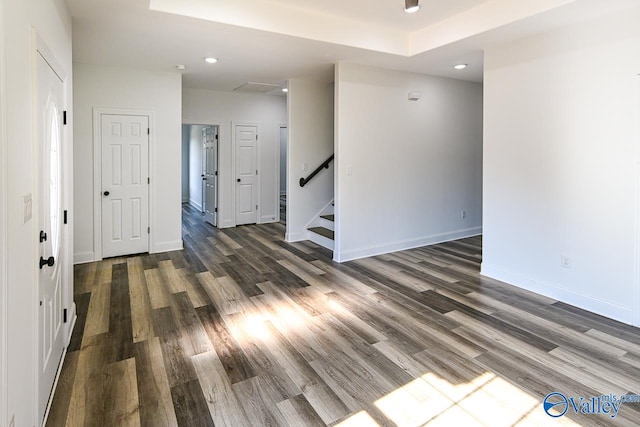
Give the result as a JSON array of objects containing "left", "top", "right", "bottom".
[{"left": 170, "top": 380, "right": 215, "bottom": 427}]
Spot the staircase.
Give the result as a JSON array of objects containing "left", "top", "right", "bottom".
[{"left": 307, "top": 203, "right": 334, "bottom": 251}]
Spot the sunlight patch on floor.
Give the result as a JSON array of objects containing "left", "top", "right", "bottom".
[{"left": 336, "top": 371, "right": 584, "bottom": 426}]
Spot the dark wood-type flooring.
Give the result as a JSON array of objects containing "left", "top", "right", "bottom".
[{"left": 47, "top": 204, "right": 640, "bottom": 426}]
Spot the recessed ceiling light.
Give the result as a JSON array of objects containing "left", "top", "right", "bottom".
[
  {"left": 204, "top": 57, "right": 218, "bottom": 64},
  {"left": 176, "top": 64, "right": 186, "bottom": 71},
  {"left": 282, "top": 88, "right": 288, "bottom": 93},
  {"left": 454, "top": 64, "right": 468, "bottom": 70},
  {"left": 404, "top": 0, "right": 420, "bottom": 13}
]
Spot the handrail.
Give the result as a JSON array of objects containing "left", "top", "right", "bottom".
[{"left": 299, "top": 154, "right": 334, "bottom": 187}]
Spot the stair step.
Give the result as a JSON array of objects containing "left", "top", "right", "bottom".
[
  {"left": 320, "top": 214, "right": 334, "bottom": 222},
  {"left": 308, "top": 227, "right": 334, "bottom": 240}
]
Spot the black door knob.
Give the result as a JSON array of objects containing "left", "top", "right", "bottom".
[
  {"left": 237, "top": 179, "right": 241, "bottom": 183},
  {"left": 39, "top": 256, "right": 55, "bottom": 269},
  {"left": 103, "top": 191, "right": 110, "bottom": 196},
  {"left": 39, "top": 230, "right": 47, "bottom": 242}
]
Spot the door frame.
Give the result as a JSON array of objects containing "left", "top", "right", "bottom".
[
  {"left": 232, "top": 121, "right": 260, "bottom": 226},
  {"left": 93, "top": 108, "right": 154, "bottom": 261},
  {"left": 34, "top": 32, "right": 72, "bottom": 424},
  {"left": 635, "top": 76, "right": 640, "bottom": 327},
  {"left": 276, "top": 123, "right": 287, "bottom": 223},
  {"left": 183, "top": 121, "right": 222, "bottom": 225}
]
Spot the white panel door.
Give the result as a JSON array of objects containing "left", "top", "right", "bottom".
[
  {"left": 235, "top": 125, "right": 258, "bottom": 225},
  {"left": 101, "top": 114, "right": 149, "bottom": 258},
  {"left": 203, "top": 126, "right": 218, "bottom": 226},
  {"left": 37, "top": 51, "right": 65, "bottom": 422}
]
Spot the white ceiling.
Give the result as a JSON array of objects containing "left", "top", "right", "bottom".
[{"left": 66, "top": 0, "right": 638, "bottom": 93}]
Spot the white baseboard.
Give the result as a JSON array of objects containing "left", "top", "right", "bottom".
[
  {"left": 65, "top": 302, "right": 77, "bottom": 346},
  {"left": 334, "top": 227, "right": 482, "bottom": 263},
  {"left": 260, "top": 215, "right": 278, "bottom": 224},
  {"left": 219, "top": 219, "right": 234, "bottom": 229},
  {"left": 73, "top": 251, "right": 95, "bottom": 265},
  {"left": 286, "top": 231, "right": 309, "bottom": 243},
  {"left": 152, "top": 240, "right": 184, "bottom": 253},
  {"left": 481, "top": 263, "right": 635, "bottom": 326},
  {"left": 189, "top": 199, "right": 202, "bottom": 211}
]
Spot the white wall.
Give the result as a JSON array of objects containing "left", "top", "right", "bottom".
[
  {"left": 483, "top": 6, "right": 640, "bottom": 325},
  {"left": 183, "top": 88, "right": 287, "bottom": 228},
  {"left": 3, "top": 0, "right": 73, "bottom": 424},
  {"left": 334, "top": 62, "right": 483, "bottom": 262},
  {"left": 0, "top": 0, "right": 7, "bottom": 424},
  {"left": 287, "top": 78, "right": 335, "bottom": 241},
  {"left": 74, "top": 63, "right": 183, "bottom": 262},
  {"left": 181, "top": 125, "right": 190, "bottom": 203}
]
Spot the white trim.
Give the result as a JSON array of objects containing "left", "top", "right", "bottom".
[
  {"left": 93, "top": 108, "right": 154, "bottom": 261},
  {"left": 481, "top": 263, "right": 635, "bottom": 326},
  {"left": 189, "top": 199, "right": 202, "bottom": 211},
  {"left": 334, "top": 227, "right": 483, "bottom": 263},
  {"left": 0, "top": 0, "right": 8, "bottom": 423},
  {"left": 276, "top": 123, "right": 287, "bottom": 223},
  {"left": 286, "top": 231, "right": 310, "bottom": 242},
  {"left": 182, "top": 121, "right": 222, "bottom": 228},
  {"left": 152, "top": 239, "right": 183, "bottom": 253},
  {"left": 73, "top": 251, "right": 95, "bottom": 265}
]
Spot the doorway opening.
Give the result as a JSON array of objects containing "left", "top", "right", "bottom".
[{"left": 181, "top": 124, "right": 218, "bottom": 228}]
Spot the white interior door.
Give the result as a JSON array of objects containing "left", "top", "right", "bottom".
[
  {"left": 235, "top": 125, "right": 258, "bottom": 225},
  {"left": 101, "top": 114, "right": 149, "bottom": 258},
  {"left": 203, "top": 126, "right": 218, "bottom": 226},
  {"left": 37, "top": 51, "right": 65, "bottom": 422}
]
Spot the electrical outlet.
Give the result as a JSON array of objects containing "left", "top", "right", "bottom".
[
  {"left": 23, "top": 193, "right": 32, "bottom": 223},
  {"left": 561, "top": 255, "right": 571, "bottom": 269},
  {"left": 461, "top": 210, "right": 466, "bottom": 219}
]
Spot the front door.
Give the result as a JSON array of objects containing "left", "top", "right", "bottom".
[
  {"left": 37, "top": 50, "right": 65, "bottom": 422},
  {"left": 235, "top": 125, "right": 258, "bottom": 225},
  {"left": 203, "top": 126, "right": 218, "bottom": 226},
  {"left": 101, "top": 114, "right": 149, "bottom": 258}
]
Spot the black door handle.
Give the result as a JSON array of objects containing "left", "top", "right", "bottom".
[
  {"left": 237, "top": 179, "right": 241, "bottom": 183},
  {"left": 40, "top": 230, "right": 47, "bottom": 242},
  {"left": 39, "top": 256, "right": 55, "bottom": 269},
  {"left": 103, "top": 191, "right": 110, "bottom": 196}
]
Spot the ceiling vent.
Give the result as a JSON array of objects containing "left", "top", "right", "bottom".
[{"left": 233, "top": 82, "right": 281, "bottom": 93}]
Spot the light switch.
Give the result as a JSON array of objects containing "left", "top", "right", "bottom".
[
  {"left": 346, "top": 164, "right": 353, "bottom": 176},
  {"left": 23, "top": 193, "right": 32, "bottom": 224},
  {"left": 303, "top": 163, "right": 308, "bottom": 172}
]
